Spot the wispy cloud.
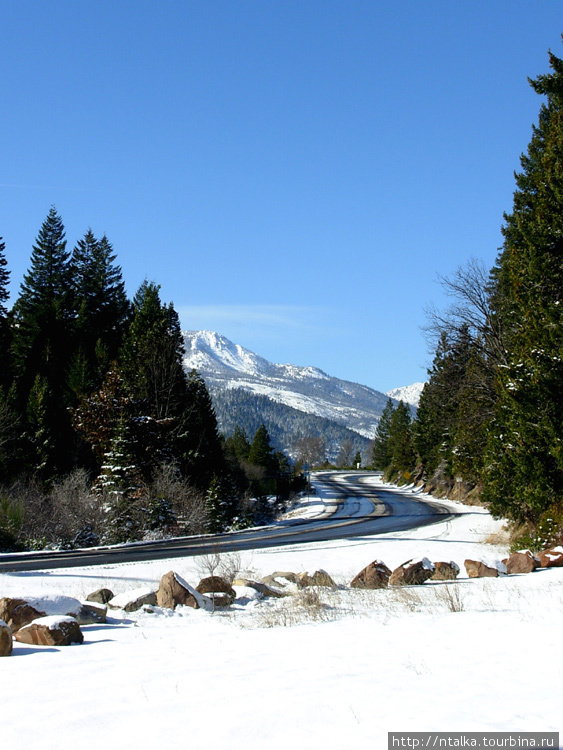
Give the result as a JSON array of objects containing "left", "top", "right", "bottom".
[{"left": 176, "top": 304, "right": 335, "bottom": 342}]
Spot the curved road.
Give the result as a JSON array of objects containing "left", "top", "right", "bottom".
[{"left": 0, "top": 471, "right": 457, "bottom": 572}]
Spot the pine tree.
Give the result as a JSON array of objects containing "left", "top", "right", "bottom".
[
  {"left": 178, "top": 369, "right": 225, "bottom": 490},
  {"left": 248, "top": 424, "right": 276, "bottom": 474},
  {"left": 12, "top": 208, "right": 72, "bottom": 393},
  {"left": 0, "top": 236, "right": 8, "bottom": 318},
  {"left": 387, "top": 401, "right": 415, "bottom": 478},
  {"left": 95, "top": 417, "right": 144, "bottom": 543},
  {"left": 371, "top": 398, "right": 395, "bottom": 470},
  {"left": 11, "top": 209, "right": 75, "bottom": 474},
  {"left": 120, "top": 281, "right": 187, "bottom": 419},
  {"left": 69, "top": 230, "right": 130, "bottom": 395},
  {"left": 483, "top": 43, "right": 563, "bottom": 522}
]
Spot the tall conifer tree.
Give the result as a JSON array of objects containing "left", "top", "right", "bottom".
[
  {"left": 69, "top": 230, "right": 130, "bottom": 394},
  {"left": 11, "top": 208, "right": 75, "bottom": 475},
  {"left": 484, "top": 43, "right": 563, "bottom": 522},
  {"left": 0, "top": 237, "right": 12, "bottom": 390}
]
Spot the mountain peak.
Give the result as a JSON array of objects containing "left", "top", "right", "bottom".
[
  {"left": 385, "top": 382, "right": 425, "bottom": 407},
  {"left": 183, "top": 330, "right": 271, "bottom": 377},
  {"left": 182, "top": 330, "right": 392, "bottom": 439}
]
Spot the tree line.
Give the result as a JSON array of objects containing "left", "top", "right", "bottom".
[
  {"left": 370, "top": 43, "right": 563, "bottom": 550},
  {"left": 0, "top": 209, "right": 303, "bottom": 551}
]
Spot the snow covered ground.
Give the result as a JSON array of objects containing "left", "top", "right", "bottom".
[{"left": 1, "top": 477, "right": 562, "bottom": 749}]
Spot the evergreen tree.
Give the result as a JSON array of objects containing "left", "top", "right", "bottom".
[
  {"left": 0, "top": 236, "right": 8, "bottom": 318},
  {"left": 95, "top": 417, "right": 144, "bottom": 543},
  {"left": 12, "top": 208, "right": 72, "bottom": 393},
  {"left": 178, "top": 369, "right": 226, "bottom": 490},
  {"left": 11, "top": 208, "right": 75, "bottom": 475},
  {"left": 483, "top": 43, "right": 563, "bottom": 522},
  {"left": 248, "top": 424, "right": 276, "bottom": 475},
  {"left": 69, "top": 230, "right": 130, "bottom": 395},
  {"left": 120, "top": 281, "right": 187, "bottom": 420},
  {"left": 387, "top": 401, "right": 415, "bottom": 477},
  {"left": 371, "top": 399, "right": 395, "bottom": 470},
  {"left": 225, "top": 425, "right": 251, "bottom": 464},
  {"left": 0, "top": 237, "right": 11, "bottom": 389}
]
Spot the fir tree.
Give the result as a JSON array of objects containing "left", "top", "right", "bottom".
[
  {"left": 95, "top": 417, "right": 144, "bottom": 543},
  {"left": 484, "top": 43, "right": 563, "bottom": 522},
  {"left": 12, "top": 208, "right": 72, "bottom": 393},
  {"left": 387, "top": 401, "right": 415, "bottom": 477},
  {"left": 371, "top": 399, "right": 395, "bottom": 470},
  {"left": 11, "top": 209, "right": 75, "bottom": 474},
  {"left": 0, "top": 237, "right": 12, "bottom": 393},
  {"left": 178, "top": 369, "right": 225, "bottom": 490},
  {"left": 120, "top": 281, "right": 187, "bottom": 420},
  {"left": 69, "top": 230, "right": 130, "bottom": 394}
]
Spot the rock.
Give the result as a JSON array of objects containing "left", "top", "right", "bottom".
[
  {"left": 232, "top": 585, "right": 264, "bottom": 603},
  {"left": 28, "top": 594, "right": 84, "bottom": 619},
  {"left": 196, "top": 576, "right": 236, "bottom": 607},
  {"left": 0, "top": 597, "right": 46, "bottom": 633},
  {"left": 298, "top": 570, "right": 337, "bottom": 588},
  {"left": 464, "top": 559, "right": 503, "bottom": 578},
  {"left": 86, "top": 588, "right": 114, "bottom": 604},
  {"left": 537, "top": 546, "right": 563, "bottom": 568},
  {"left": 261, "top": 572, "right": 300, "bottom": 594},
  {"left": 156, "top": 571, "right": 208, "bottom": 610},
  {"left": 14, "top": 616, "right": 83, "bottom": 646},
  {"left": 350, "top": 560, "right": 392, "bottom": 589},
  {"left": 390, "top": 558, "right": 436, "bottom": 586},
  {"left": 430, "top": 561, "right": 460, "bottom": 581},
  {"left": 107, "top": 588, "right": 157, "bottom": 612},
  {"left": 0, "top": 619, "right": 13, "bottom": 656},
  {"left": 505, "top": 550, "right": 539, "bottom": 574},
  {"left": 232, "top": 578, "right": 287, "bottom": 598},
  {"left": 77, "top": 602, "right": 107, "bottom": 624}
]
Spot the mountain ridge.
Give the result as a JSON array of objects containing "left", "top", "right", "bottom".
[
  {"left": 182, "top": 331, "right": 421, "bottom": 446},
  {"left": 182, "top": 331, "right": 424, "bottom": 449}
]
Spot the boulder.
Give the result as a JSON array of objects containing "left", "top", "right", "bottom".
[
  {"left": 14, "top": 616, "right": 83, "bottom": 646},
  {"left": 261, "top": 572, "right": 300, "bottom": 594},
  {"left": 0, "top": 619, "right": 13, "bottom": 656},
  {"left": 196, "top": 576, "right": 236, "bottom": 607},
  {"left": 298, "top": 570, "right": 337, "bottom": 588},
  {"left": 464, "top": 559, "right": 503, "bottom": 578},
  {"left": 28, "top": 594, "right": 84, "bottom": 619},
  {"left": 107, "top": 588, "right": 157, "bottom": 612},
  {"left": 0, "top": 597, "right": 46, "bottom": 633},
  {"left": 350, "top": 560, "right": 392, "bottom": 589},
  {"left": 156, "top": 571, "right": 207, "bottom": 610},
  {"left": 537, "top": 546, "right": 563, "bottom": 568},
  {"left": 77, "top": 602, "right": 107, "bottom": 624},
  {"left": 86, "top": 588, "right": 114, "bottom": 605},
  {"left": 505, "top": 550, "right": 539, "bottom": 574},
  {"left": 430, "top": 561, "right": 460, "bottom": 581},
  {"left": 232, "top": 578, "right": 286, "bottom": 598},
  {"left": 390, "top": 558, "right": 435, "bottom": 586}
]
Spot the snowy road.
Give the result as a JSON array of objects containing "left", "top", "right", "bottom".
[{"left": 0, "top": 472, "right": 456, "bottom": 572}]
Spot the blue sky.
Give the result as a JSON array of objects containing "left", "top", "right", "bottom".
[{"left": 1, "top": 2, "right": 562, "bottom": 392}]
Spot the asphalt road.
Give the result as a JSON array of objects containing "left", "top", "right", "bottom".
[{"left": 0, "top": 471, "right": 457, "bottom": 572}]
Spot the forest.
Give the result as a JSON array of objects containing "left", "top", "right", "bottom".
[
  {"left": 0, "top": 213, "right": 304, "bottom": 551},
  {"left": 371, "top": 44, "right": 563, "bottom": 551}
]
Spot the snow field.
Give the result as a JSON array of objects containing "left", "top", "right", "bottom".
[{"left": 1, "top": 478, "right": 562, "bottom": 748}]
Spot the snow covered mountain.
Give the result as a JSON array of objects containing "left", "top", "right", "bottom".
[
  {"left": 385, "top": 382, "right": 425, "bottom": 407},
  {"left": 183, "top": 330, "right": 394, "bottom": 439}
]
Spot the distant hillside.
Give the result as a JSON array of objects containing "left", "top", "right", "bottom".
[{"left": 211, "top": 387, "right": 372, "bottom": 463}]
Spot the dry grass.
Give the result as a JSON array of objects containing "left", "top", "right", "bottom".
[{"left": 253, "top": 586, "right": 341, "bottom": 628}]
